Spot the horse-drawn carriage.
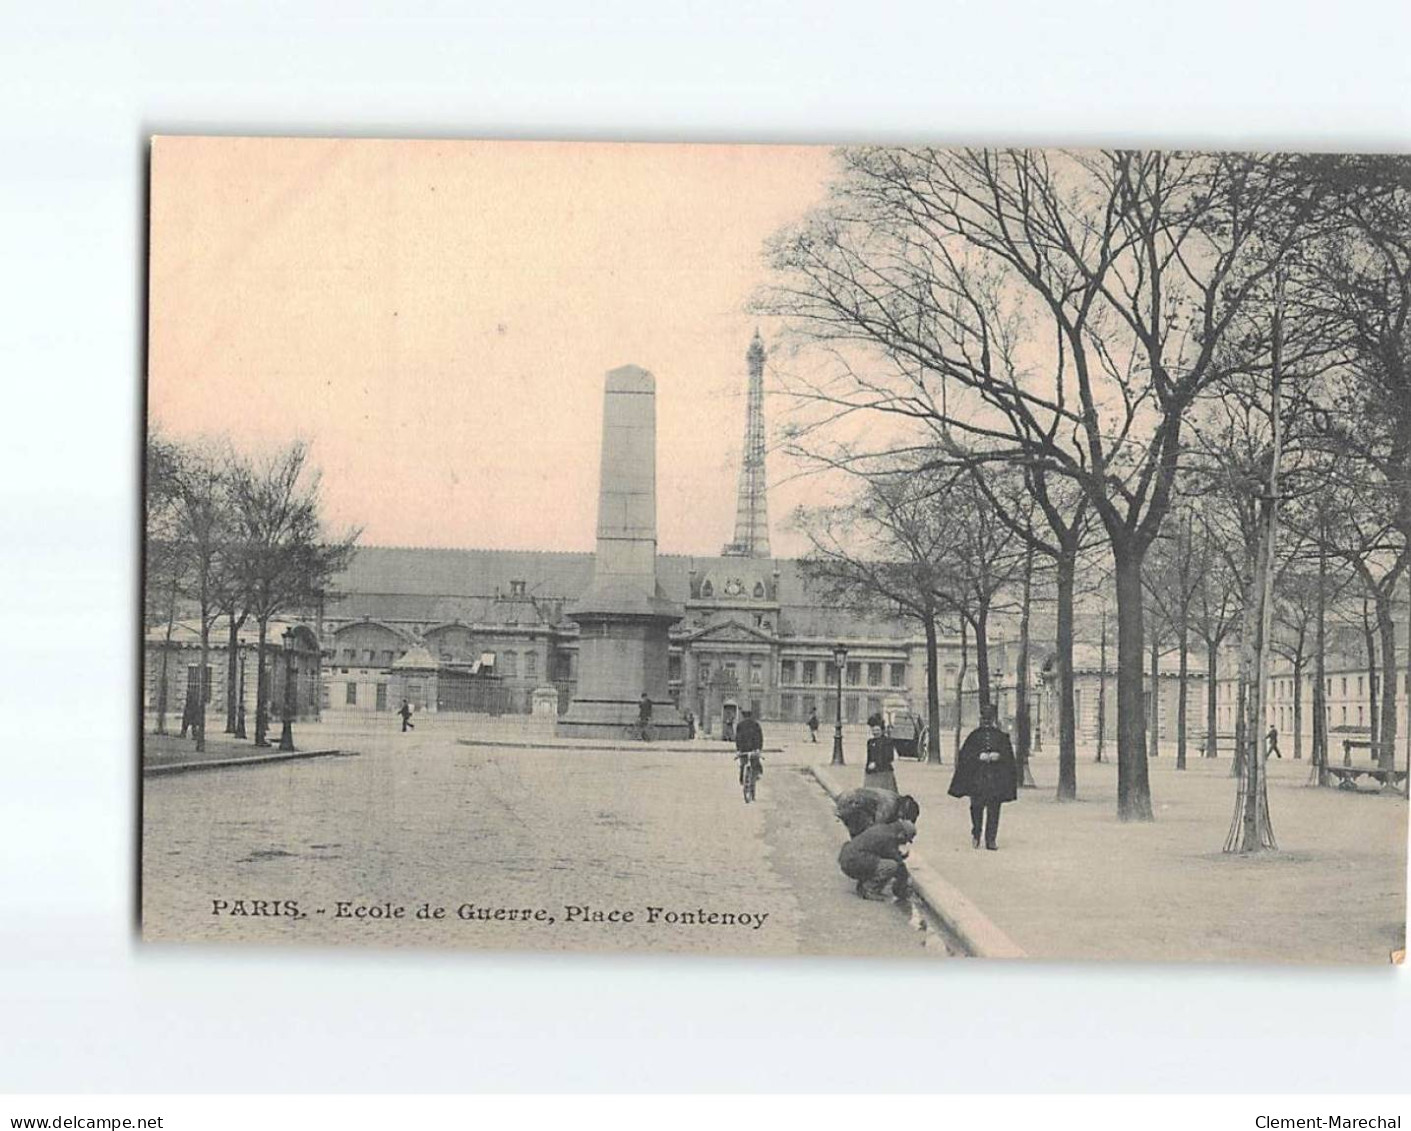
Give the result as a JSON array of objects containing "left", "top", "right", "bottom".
[{"left": 886, "top": 698, "right": 929, "bottom": 760}]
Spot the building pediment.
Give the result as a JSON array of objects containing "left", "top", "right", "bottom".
[{"left": 688, "top": 619, "right": 776, "bottom": 646}]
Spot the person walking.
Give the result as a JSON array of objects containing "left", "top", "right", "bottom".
[
  {"left": 684, "top": 709, "right": 696, "bottom": 740},
  {"left": 807, "top": 708, "right": 819, "bottom": 744},
  {"left": 398, "top": 699, "right": 415, "bottom": 732},
  {"left": 638, "top": 691, "right": 653, "bottom": 741},
  {"left": 734, "top": 708, "right": 764, "bottom": 786},
  {"left": 837, "top": 819, "right": 916, "bottom": 901},
  {"left": 863, "top": 713, "right": 898, "bottom": 792},
  {"left": 949, "top": 703, "right": 1017, "bottom": 850},
  {"left": 1266, "top": 724, "right": 1282, "bottom": 759}
]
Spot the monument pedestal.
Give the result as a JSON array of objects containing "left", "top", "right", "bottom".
[{"left": 558, "top": 613, "right": 690, "bottom": 739}]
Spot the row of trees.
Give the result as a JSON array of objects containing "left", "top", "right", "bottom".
[
  {"left": 145, "top": 435, "right": 358, "bottom": 752},
  {"left": 760, "top": 149, "right": 1410, "bottom": 846}
]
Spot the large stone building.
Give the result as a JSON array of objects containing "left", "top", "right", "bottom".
[{"left": 318, "top": 334, "right": 993, "bottom": 733}]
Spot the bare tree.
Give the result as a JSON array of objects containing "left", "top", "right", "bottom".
[
  {"left": 759, "top": 149, "right": 1316, "bottom": 820},
  {"left": 230, "top": 443, "right": 358, "bottom": 748}
]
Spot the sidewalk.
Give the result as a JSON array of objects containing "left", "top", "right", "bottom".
[
  {"left": 143, "top": 730, "right": 343, "bottom": 772},
  {"left": 814, "top": 747, "right": 1406, "bottom": 964}
]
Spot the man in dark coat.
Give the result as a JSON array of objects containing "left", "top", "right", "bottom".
[
  {"left": 948, "top": 703, "right": 1017, "bottom": 850},
  {"left": 398, "top": 699, "right": 415, "bottom": 732},
  {"left": 838, "top": 819, "right": 916, "bottom": 900},
  {"left": 734, "top": 708, "right": 764, "bottom": 784},
  {"left": 807, "top": 708, "right": 819, "bottom": 743},
  {"left": 638, "top": 692, "right": 652, "bottom": 740}
]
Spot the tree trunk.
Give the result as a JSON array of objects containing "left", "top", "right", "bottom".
[
  {"left": 1149, "top": 630, "right": 1161, "bottom": 758},
  {"left": 1364, "top": 598, "right": 1380, "bottom": 750},
  {"left": 1113, "top": 546, "right": 1154, "bottom": 821},
  {"left": 1096, "top": 609, "right": 1108, "bottom": 764},
  {"left": 1056, "top": 552, "right": 1078, "bottom": 798},
  {"left": 954, "top": 618, "right": 968, "bottom": 757},
  {"left": 973, "top": 606, "right": 991, "bottom": 710},
  {"left": 254, "top": 616, "right": 271, "bottom": 746},
  {"left": 155, "top": 572, "right": 178, "bottom": 735},
  {"left": 1205, "top": 638, "right": 1219, "bottom": 757},
  {"left": 195, "top": 568, "right": 210, "bottom": 754},
  {"left": 223, "top": 610, "right": 245, "bottom": 733},
  {"left": 1376, "top": 590, "right": 1399, "bottom": 771},
  {"left": 1313, "top": 534, "right": 1329, "bottom": 783},
  {"left": 924, "top": 609, "right": 943, "bottom": 764},
  {"left": 1292, "top": 652, "right": 1304, "bottom": 761},
  {"left": 1016, "top": 547, "right": 1035, "bottom": 788},
  {"left": 1177, "top": 626, "right": 1189, "bottom": 770}
]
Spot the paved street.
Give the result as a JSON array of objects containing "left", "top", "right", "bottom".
[{"left": 142, "top": 715, "right": 937, "bottom": 958}]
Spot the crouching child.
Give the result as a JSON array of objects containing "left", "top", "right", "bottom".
[{"left": 837, "top": 819, "right": 916, "bottom": 902}]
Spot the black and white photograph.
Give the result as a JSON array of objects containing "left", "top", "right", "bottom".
[{"left": 142, "top": 137, "right": 1409, "bottom": 964}]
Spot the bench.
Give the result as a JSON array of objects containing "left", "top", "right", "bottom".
[{"left": 1323, "top": 764, "right": 1409, "bottom": 791}]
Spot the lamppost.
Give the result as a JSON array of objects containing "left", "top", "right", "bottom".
[
  {"left": 831, "top": 642, "right": 848, "bottom": 766},
  {"left": 278, "top": 629, "right": 297, "bottom": 752}
]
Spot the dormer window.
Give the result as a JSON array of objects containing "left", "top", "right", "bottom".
[
  {"left": 752, "top": 581, "right": 766, "bottom": 599},
  {"left": 701, "top": 580, "right": 713, "bottom": 598},
  {"left": 510, "top": 579, "right": 526, "bottom": 598}
]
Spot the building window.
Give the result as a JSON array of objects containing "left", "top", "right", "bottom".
[
  {"left": 750, "top": 658, "right": 764, "bottom": 686},
  {"left": 780, "top": 659, "right": 796, "bottom": 684},
  {"left": 824, "top": 662, "right": 837, "bottom": 685},
  {"left": 382, "top": 650, "right": 395, "bottom": 666},
  {"left": 780, "top": 694, "right": 796, "bottom": 720},
  {"left": 1357, "top": 675, "right": 1364, "bottom": 696},
  {"left": 724, "top": 661, "right": 737, "bottom": 680},
  {"left": 845, "top": 695, "right": 860, "bottom": 723},
  {"left": 342, "top": 648, "right": 356, "bottom": 663},
  {"left": 890, "top": 663, "right": 906, "bottom": 688},
  {"left": 699, "top": 660, "right": 712, "bottom": 684},
  {"left": 867, "top": 696, "right": 883, "bottom": 720},
  {"left": 801, "top": 660, "right": 816, "bottom": 685},
  {"left": 502, "top": 651, "right": 518, "bottom": 678},
  {"left": 510, "top": 579, "right": 526, "bottom": 598},
  {"left": 345, "top": 682, "right": 357, "bottom": 705},
  {"left": 668, "top": 654, "right": 681, "bottom": 682},
  {"left": 375, "top": 683, "right": 387, "bottom": 711},
  {"left": 701, "top": 580, "right": 713, "bottom": 598},
  {"left": 846, "top": 662, "right": 861, "bottom": 687},
  {"left": 753, "top": 581, "right": 766, "bottom": 599},
  {"left": 867, "top": 662, "right": 883, "bottom": 686},
  {"left": 364, "top": 649, "right": 376, "bottom": 663},
  {"left": 1341, "top": 676, "right": 1347, "bottom": 696},
  {"left": 525, "top": 651, "right": 538, "bottom": 680}
]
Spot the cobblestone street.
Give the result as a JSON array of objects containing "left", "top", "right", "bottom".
[{"left": 142, "top": 716, "right": 934, "bottom": 958}]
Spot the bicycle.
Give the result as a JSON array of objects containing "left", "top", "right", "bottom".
[{"left": 737, "top": 751, "right": 762, "bottom": 804}]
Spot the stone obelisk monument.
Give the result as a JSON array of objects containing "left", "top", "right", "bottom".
[{"left": 558, "top": 365, "right": 690, "bottom": 739}]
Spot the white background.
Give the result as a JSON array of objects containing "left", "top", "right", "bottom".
[{"left": 2, "top": 0, "right": 1409, "bottom": 1094}]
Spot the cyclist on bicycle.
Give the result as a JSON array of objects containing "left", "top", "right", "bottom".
[{"left": 734, "top": 708, "right": 764, "bottom": 785}]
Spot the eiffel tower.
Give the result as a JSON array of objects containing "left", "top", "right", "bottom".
[{"left": 722, "top": 330, "right": 771, "bottom": 558}]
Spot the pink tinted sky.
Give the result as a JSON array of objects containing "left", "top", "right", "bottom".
[{"left": 147, "top": 137, "right": 838, "bottom": 557}]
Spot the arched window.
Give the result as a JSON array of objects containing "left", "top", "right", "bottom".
[
  {"left": 701, "top": 580, "right": 713, "bottom": 598},
  {"left": 525, "top": 651, "right": 538, "bottom": 680},
  {"left": 503, "top": 651, "right": 518, "bottom": 678},
  {"left": 752, "top": 581, "right": 765, "bottom": 599}
]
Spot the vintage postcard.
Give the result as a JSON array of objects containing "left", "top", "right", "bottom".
[{"left": 143, "top": 137, "right": 1409, "bottom": 962}]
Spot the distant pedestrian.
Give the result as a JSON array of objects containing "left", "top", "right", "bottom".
[
  {"left": 863, "top": 713, "right": 898, "bottom": 792},
  {"left": 398, "top": 699, "right": 415, "bottom": 732},
  {"left": 833, "top": 787, "right": 921, "bottom": 837},
  {"left": 735, "top": 708, "right": 764, "bottom": 785},
  {"left": 837, "top": 819, "right": 915, "bottom": 901},
  {"left": 179, "top": 692, "right": 198, "bottom": 739},
  {"left": 638, "top": 692, "right": 653, "bottom": 740},
  {"left": 1266, "top": 725, "right": 1282, "bottom": 759},
  {"left": 685, "top": 709, "right": 696, "bottom": 740},
  {"left": 807, "top": 708, "right": 819, "bottom": 743},
  {"left": 949, "top": 703, "right": 1017, "bottom": 851}
]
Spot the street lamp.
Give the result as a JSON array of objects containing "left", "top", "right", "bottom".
[
  {"left": 278, "top": 629, "right": 297, "bottom": 752},
  {"left": 831, "top": 642, "right": 848, "bottom": 767}
]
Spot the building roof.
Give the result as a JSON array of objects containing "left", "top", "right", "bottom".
[{"left": 327, "top": 547, "right": 924, "bottom": 643}]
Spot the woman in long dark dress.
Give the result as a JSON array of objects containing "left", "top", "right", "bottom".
[
  {"left": 948, "top": 704, "right": 1017, "bottom": 850},
  {"left": 863, "top": 714, "right": 898, "bottom": 792}
]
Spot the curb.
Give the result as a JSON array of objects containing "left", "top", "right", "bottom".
[
  {"left": 145, "top": 749, "right": 353, "bottom": 775},
  {"left": 456, "top": 738, "right": 786, "bottom": 755},
  {"left": 806, "top": 764, "right": 1028, "bottom": 960}
]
